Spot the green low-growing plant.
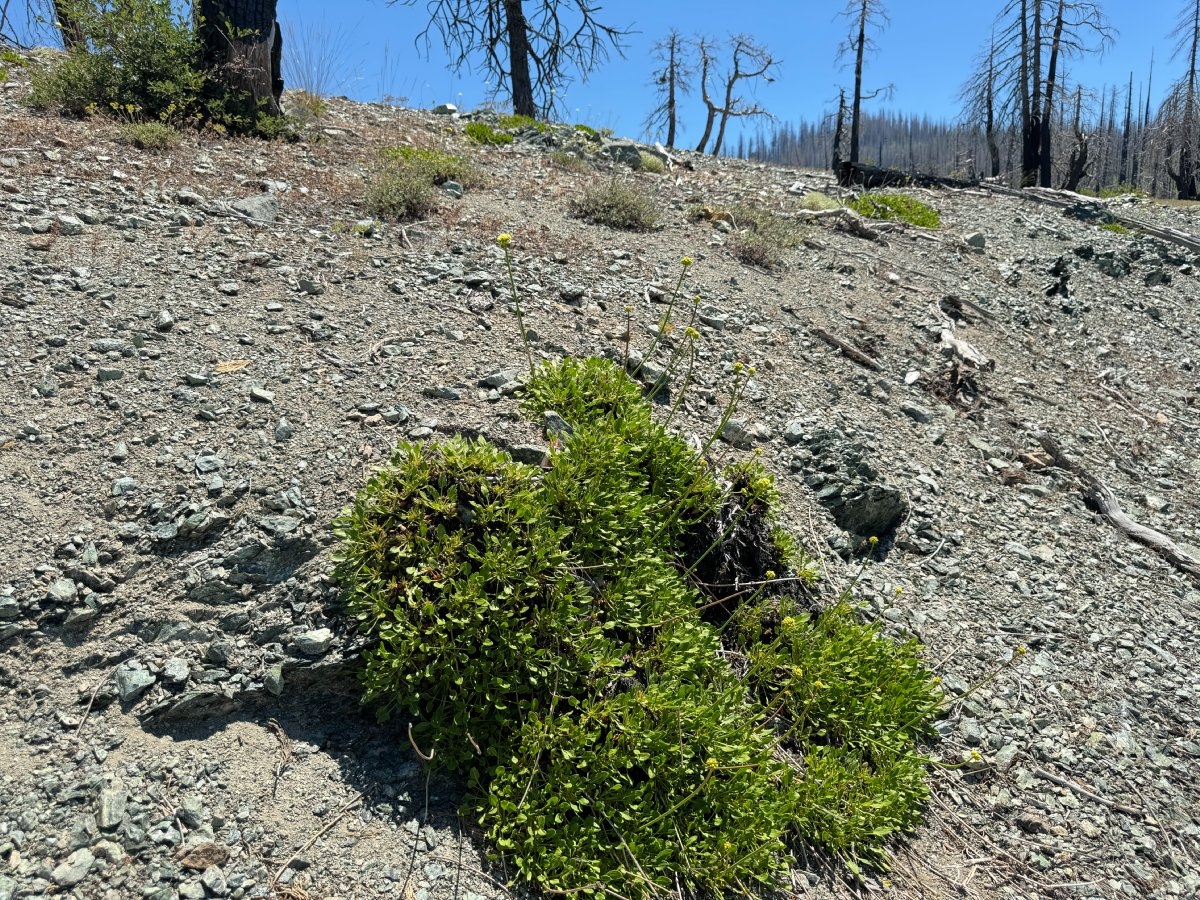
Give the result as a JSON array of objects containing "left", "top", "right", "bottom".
[
  {"left": 637, "top": 150, "right": 666, "bottom": 174},
  {"left": 379, "top": 146, "right": 477, "bottom": 185},
  {"left": 287, "top": 90, "right": 327, "bottom": 121},
  {"left": 335, "top": 340, "right": 941, "bottom": 896},
  {"left": 800, "top": 191, "right": 841, "bottom": 211},
  {"left": 570, "top": 180, "right": 659, "bottom": 231},
  {"left": 1100, "top": 221, "right": 1131, "bottom": 235},
  {"left": 548, "top": 150, "right": 591, "bottom": 173},
  {"left": 117, "top": 121, "right": 180, "bottom": 151},
  {"left": 728, "top": 203, "right": 804, "bottom": 270},
  {"left": 573, "top": 122, "right": 599, "bottom": 138},
  {"left": 498, "top": 113, "right": 548, "bottom": 132},
  {"left": 465, "top": 121, "right": 514, "bottom": 145},
  {"left": 1099, "top": 183, "right": 1148, "bottom": 199},
  {"left": 849, "top": 192, "right": 941, "bottom": 228},
  {"left": 367, "top": 147, "right": 478, "bottom": 220}
]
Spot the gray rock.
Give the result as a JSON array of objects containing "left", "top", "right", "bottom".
[
  {"left": 964, "top": 231, "right": 986, "bottom": 250},
  {"left": 98, "top": 785, "right": 127, "bottom": 829},
  {"left": 510, "top": 444, "right": 549, "bottom": 466},
  {"left": 47, "top": 577, "right": 77, "bottom": 602},
  {"left": 0, "top": 874, "right": 15, "bottom": 900},
  {"left": 260, "top": 515, "right": 300, "bottom": 535},
  {"left": 299, "top": 277, "right": 325, "bottom": 295},
  {"left": 201, "top": 865, "right": 228, "bottom": 897},
  {"left": 176, "top": 188, "right": 205, "bottom": 205},
  {"left": 217, "top": 281, "right": 240, "bottom": 296},
  {"left": 56, "top": 213, "right": 84, "bottom": 235},
  {"left": 155, "top": 309, "right": 175, "bottom": 332},
  {"left": 111, "top": 476, "right": 139, "bottom": 496},
  {"left": 51, "top": 848, "right": 94, "bottom": 886},
  {"left": 162, "top": 657, "right": 190, "bottom": 684},
  {"left": 432, "top": 103, "right": 458, "bottom": 115},
  {"left": 782, "top": 421, "right": 805, "bottom": 445},
  {"left": 829, "top": 484, "right": 909, "bottom": 539},
  {"left": 249, "top": 386, "right": 275, "bottom": 403},
  {"left": 96, "top": 367, "right": 124, "bottom": 382},
  {"left": 115, "top": 664, "right": 156, "bottom": 703},
  {"left": 719, "top": 420, "right": 754, "bottom": 449},
  {"left": 274, "top": 417, "right": 294, "bottom": 441},
  {"left": 900, "top": 402, "right": 934, "bottom": 424},
  {"left": 264, "top": 664, "right": 284, "bottom": 696},
  {"left": 293, "top": 628, "right": 332, "bottom": 656},
  {"left": 35, "top": 373, "right": 58, "bottom": 397},
  {"left": 110, "top": 441, "right": 129, "bottom": 462},
  {"left": 441, "top": 180, "right": 464, "bottom": 199},
  {"left": 544, "top": 411, "right": 573, "bottom": 438},
  {"left": 422, "top": 385, "right": 461, "bottom": 400},
  {"left": 0, "top": 594, "right": 18, "bottom": 620},
  {"left": 481, "top": 369, "right": 522, "bottom": 388},
  {"left": 231, "top": 193, "right": 279, "bottom": 223}
]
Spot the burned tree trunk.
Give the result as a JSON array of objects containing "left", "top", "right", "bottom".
[{"left": 196, "top": 0, "right": 283, "bottom": 120}]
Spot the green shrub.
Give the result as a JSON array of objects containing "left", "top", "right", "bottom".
[
  {"left": 364, "top": 166, "right": 437, "bottom": 220},
  {"left": 1100, "top": 221, "right": 1131, "bottom": 235},
  {"left": 570, "top": 180, "right": 659, "bottom": 231},
  {"left": 117, "top": 121, "right": 180, "bottom": 151},
  {"left": 727, "top": 204, "right": 803, "bottom": 270},
  {"left": 379, "top": 146, "right": 477, "bottom": 186},
  {"left": 26, "top": 0, "right": 287, "bottom": 137},
  {"left": 498, "top": 113, "right": 548, "bottom": 132},
  {"left": 335, "top": 353, "right": 942, "bottom": 895},
  {"left": 465, "top": 121, "right": 514, "bottom": 145},
  {"left": 573, "top": 122, "right": 599, "bottom": 138},
  {"left": 1099, "top": 183, "right": 1148, "bottom": 199},
  {"left": 800, "top": 191, "right": 841, "bottom": 211},
  {"left": 848, "top": 193, "right": 941, "bottom": 228},
  {"left": 636, "top": 150, "right": 665, "bottom": 174},
  {"left": 548, "top": 150, "right": 590, "bottom": 173}
]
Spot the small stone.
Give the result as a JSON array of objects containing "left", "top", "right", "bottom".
[
  {"left": 510, "top": 444, "right": 549, "bottom": 466},
  {"left": 111, "top": 476, "right": 139, "bottom": 496},
  {"left": 782, "top": 421, "right": 805, "bottom": 445},
  {"left": 114, "top": 664, "right": 156, "bottom": 703},
  {"left": 47, "top": 577, "right": 77, "bottom": 602},
  {"left": 274, "top": 417, "right": 294, "bottom": 441},
  {"left": 260, "top": 515, "right": 300, "bottom": 535},
  {"left": 293, "top": 628, "right": 332, "bottom": 656},
  {"left": 964, "top": 231, "right": 986, "bottom": 250},
  {"left": 110, "top": 441, "right": 129, "bottom": 462},
  {"left": 162, "top": 657, "right": 190, "bottom": 684},
  {"left": 217, "top": 281, "right": 240, "bottom": 296},
  {"left": 97, "top": 785, "right": 127, "bottom": 829},
  {"left": 96, "top": 367, "right": 125, "bottom": 382},
  {"left": 432, "top": 102, "right": 458, "bottom": 115},
  {"left": 543, "top": 411, "right": 573, "bottom": 438},
  {"left": 249, "top": 386, "right": 275, "bottom": 403},
  {"left": 35, "top": 373, "right": 58, "bottom": 397},
  {"left": 1030, "top": 544, "right": 1056, "bottom": 564},
  {"left": 52, "top": 848, "right": 94, "bottom": 886},
  {"left": 195, "top": 453, "right": 224, "bottom": 474},
  {"left": 264, "top": 664, "right": 284, "bottom": 696},
  {"left": 719, "top": 419, "right": 754, "bottom": 449},
  {"left": 231, "top": 193, "right": 279, "bottom": 223},
  {"left": 422, "top": 385, "right": 461, "bottom": 400},
  {"left": 441, "top": 180, "right": 463, "bottom": 199},
  {"left": 201, "top": 865, "right": 229, "bottom": 897},
  {"left": 155, "top": 309, "right": 175, "bottom": 332},
  {"left": 900, "top": 402, "right": 934, "bottom": 424},
  {"left": 298, "top": 277, "right": 325, "bottom": 295}
]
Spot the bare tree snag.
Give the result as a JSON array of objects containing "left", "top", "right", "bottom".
[
  {"left": 197, "top": 0, "right": 284, "bottom": 118},
  {"left": 1038, "top": 434, "right": 1200, "bottom": 582}
]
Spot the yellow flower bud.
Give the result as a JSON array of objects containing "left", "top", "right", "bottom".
[
  {"left": 496, "top": 233, "right": 512, "bottom": 248},
  {"left": 681, "top": 256, "right": 694, "bottom": 267}
]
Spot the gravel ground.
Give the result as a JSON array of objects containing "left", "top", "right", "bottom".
[{"left": 1, "top": 69, "right": 1199, "bottom": 900}]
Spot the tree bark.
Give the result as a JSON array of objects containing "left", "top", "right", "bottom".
[
  {"left": 51, "top": 0, "right": 87, "bottom": 51},
  {"left": 197, "top": 0, "right": 283, "bottom": 118},
  {"left": 1037, "top": 0, "right": 1066, "bottom": 187},
  {"left": 666, "top": 33, "right": 677, "bottom": 148},
  {"left": 850, "top": 0, "right": 868, "bottom": 164},
  {"left": 502, "top": 0, "right": 535, "bottom": 118}
]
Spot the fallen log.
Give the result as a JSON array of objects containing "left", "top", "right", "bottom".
[
  {"left": 812, "top": 327, "right": 882, "bottom": 372},
  {"left": 1038, "top": 434, "right": 1200, "bottom": 582}
]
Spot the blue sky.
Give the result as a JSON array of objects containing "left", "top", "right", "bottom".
[{"left": 19, "top": 1, "right": 1181, "bottom": 146}]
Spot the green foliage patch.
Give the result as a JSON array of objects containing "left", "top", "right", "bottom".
[
  {"left": 465, "top": 121, "right": 514, "bottom": 145},
  {"left": 728, "top": 203, "right": 804, "bottom": 270},
  {"left": 334, "top": 356, "right": 941, "bottom": 897},
  {"left": 117, "top": 121, "right": 180, "bottom": 151},
  {"left": 848, "top": 192, "right": 941, "bottom": 228},
  {"left": 26, "top": 0, "right": 289, "bottom": 137},
  {"left": 1100, "top": 221, "right": 1131, "bottom": 235},
  {"left": 637, "top": 150, "right": 666, "bottom": 174},
  {"left": 570, "top": 180, "right": 660, "bottom": 231},
  {"left": 368, "top": 147, "right": 477, "bottom": 220}
]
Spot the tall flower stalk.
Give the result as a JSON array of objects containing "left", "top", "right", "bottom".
[{"left": 497, "top": 233, "right": 534, "bottom": 372}]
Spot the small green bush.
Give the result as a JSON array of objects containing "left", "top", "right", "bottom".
[
  {"left": 1099, "top": 183, "right": 1148, "bottom": 199},
  {"left": 573, "top": 122, "right": 599, "bottom": 138},
  {"left": 637, "top": 150, "right": 665, "bottom": 174},
  {"left": 465, "top": 121, "right": 514, "bottom": 145},
  {"left": 849, "top": 193, "right": 941, "bottom": 228},
  {"left": 728, "top": 204, "right": 803, "bottom": 270},
  {"left": 498, "top": 113, "right": 548, "bottom": 132},
  {"left": 379, "top": 146, "right": 477, "bottom": 186},
  {"left": 117, "top": 121, "right": 180, "bottom": 151},
  {"left": 335, "top": 354, "right": 942, "bottom": 896},
  {"left": 570, "top": 180, "right": 659, "bottom": 231},
  {"left": 1100, "top": 221, "right": 1131, "bottom": 235},
  {"left": 800, "top": 191, "right": 841, "bottom": 211},
  {"left": 364, "top": 166, "right": 437, "bottom": 220},
  {"left": 548, "top": 150, "right": 590, "bottom": 173}
]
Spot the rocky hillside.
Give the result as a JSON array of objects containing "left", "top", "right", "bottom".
[{"left": 1, "top": 71, "right": 1199, "bottom": 900}]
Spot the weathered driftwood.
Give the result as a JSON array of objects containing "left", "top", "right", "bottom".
[
  {"left": 794, "top": 207, "right": 884, "bottom": 242},
  {"left": 812, "top": 327, "right": 882, "bottom": 372},
  {"left": 1039, "top": 434, "right": 1200, "bottom": 582},
  {"left": 939, "top": 328, "right": 993, "bottom": 370}
]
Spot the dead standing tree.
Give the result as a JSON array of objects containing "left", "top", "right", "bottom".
[
  {"left": 395, "top": 0, "right": 630, "bottom": 119},
  {"left": 694, "top": 34, "right": 778, "bottom": 156},
  {"left": 196, "top": 0, "right": 283, "bottom": 118},
  {"left": 643, "top": 30, "right": 693, "bottom": 149},
  {"left": 1159, "top": 0, "right": 1200, "bottom": 199},
  {"left": 838, "top": 0, "right": 890, "bottom": 166},
  {"left": 960, "top": 29, "right": 1004, "bottom": 178}
]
